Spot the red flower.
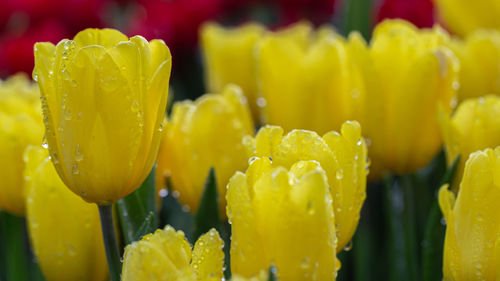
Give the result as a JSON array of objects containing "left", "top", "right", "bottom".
[
  {"left": 376, "top": 0, "right": 435, "bottom": 28},
  {"left": 127, "top": 0, "right": 223, "bottom": 56},
  {"left": 0, "top": 20, "right": 68, "bottom": 77}
]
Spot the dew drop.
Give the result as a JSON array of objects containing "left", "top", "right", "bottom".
[
  {"left": 72, "top": 164, "right": 79, "bottom": 175},
  {"left": 256, "top": 97, "right": 267, "bottom": 108},
  {"left": 248, "top": 156, "right": 258, "bottom": 165},
  {"left": 343, "top": 240, "right": 353, "bottom": 251},
  {"left": 158, "top": 188, "right": 168, "bottom": 198},
  {"left": 74, "top": 144, "right": 84, "bottom": 162},
  {"left": 336, "top": 169, "right": 344, "bottom": 180}
]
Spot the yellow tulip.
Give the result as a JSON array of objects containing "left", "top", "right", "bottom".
[
  {"left": 435, "top": 0, "right": 500, "bottom": 36},
  {"left": 227, "top": 157, "right": 338, "bottom": 280},
  {"left": 159, "top": 84, "right": 253, "bottom": 214},
  {"left": 243, "top": 120, "right": 367, "bottom": 253},
  {"left": 439, "top": 147, "right": 500, "bottom": 281},
  {"left": 349, "top": 19, "right": 459, "bottom": 177},
  {"left": 447, "top": 30, "right": 500, "bottom": 100},
  {"left": 121, "top": 226, "right": 224, "bottom": 281},
  {"left": 33, "top": 28, "right": 172, "bottom": 204},
  {"left": 201, "top": 22, "right": 265, "bottom": 120},
  {"left": 440, "top": 95, "right": 500, "bottom": 190},
  {"left": 0, "top": 74, "right": 44, "bottom": 216},
  {"left": 256, "top": 23, "right": 363, "bottom": 134},
  {"left": 24, "top": 145, "right": 108, "bottom": 281}
]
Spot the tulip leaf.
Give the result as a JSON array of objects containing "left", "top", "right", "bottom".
[
  {"left": 343, "top": 0, "right": 372, "bottom": 39},
  {"left": 384, "top": 174, "right": 418, "bottom": 281},
  {"left": 193, "top": 167, "right": 220, "bottom": 241},
  {"left": 0, "top": 212, "right": 29, "bottom": 281},
  {"left": 116, "top": 167, "right": 158, "bottom": 246},
  {"left": 132, "top": 212, "right": 155, "bottom": 242},
  {"left": 421, "top": 155, "right": 460, "bottom": 281}
]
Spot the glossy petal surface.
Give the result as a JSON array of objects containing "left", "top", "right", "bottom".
[
  {"left": 256, "top": 23, "right": 363, "bottom": 134},
  {"left": 159, "top": 84, "right": 254, "bottom": 214},
  {"left": 201, "top": 22, "right": 265, "bottom": 120},
  {"left": 33, "top": 28, "right": 172, "bottom": 204},
  {"left": 440, "top": 147, "right": 500, "bottom": 280},
  {"left": 351, "top": 20, "right": 459, "bottom": 177},
  {"left": 122, "top": 226, "right": 224, "bottom": 281},
  {"left": 24, "top": 146, "right": 108, "bottom": 281},
  {"left": 227, "top": 157, "right": 338, "bottom": 280},
  {"left": 440, "top": 95, "right": 500, "bottom": 190},
  {"left": 244, "top": 121, "right": 367, "bottom": 252},
  {"left": 0, "top": 74, "right": 43, "bottom": 215}
]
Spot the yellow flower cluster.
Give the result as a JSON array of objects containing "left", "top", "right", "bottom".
[
  {"left": 1, "top": 8, "right": 498, "bottom": 280},
  {"left": 156, "top": 84, "right": 253, "bottom": 215}
]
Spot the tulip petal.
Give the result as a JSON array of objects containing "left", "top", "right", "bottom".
[{"left": 192, "top": 229, "right": 225, "bottom": 280}]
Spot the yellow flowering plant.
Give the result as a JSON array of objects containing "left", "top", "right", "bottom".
[
  {"left": 2, "top": 3, "right": 500, "bottom": 280},
  {"left": 243, "top": 120, "right": 368, "bottom": 253},
  {"left": 157, "top": 84, "right": 253, "bottom": 215},
  {"left": 121, "top": 226, "right": 224, "bottom": 281},
  {"left": 201, "top": 22, "right": 265, "bottom": 121},
  {"left": 350, "top": 19, "right": 459, "bottom": 178},
  {"left": 447, "top": 30, "right": 500, "bottom": 101},
  {"left": 32, "top": 28, "right": 172, "bottom": 281},
  {"left": 256, "top": 22, "right": 363, "bottom": 135},
  {"left": 439, "top": 147, "right": 500, "bottom": 281},
  {"left": 435, "top": 0, "right": 500, "bottom": 36},
  {"left": 0, "top": 74, "right": 44, "bottom": 216},
  {"left": 440, "top": 95, "right": 500, "bottom": 190},
  {"left": 33, "top": 28, "right": 171, "bottom": 204},
  {"left": 227, "top": 157, "right": 339, "bottom": 280},
  {"left": 24, "top": 145, "right": 108, "bottom": 281}
]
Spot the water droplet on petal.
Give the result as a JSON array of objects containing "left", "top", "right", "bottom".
[
  {"left": 336, "top": 169, "right": 344, "bottom": 180},
  {"left": 344, "top": 240, "right": 353, "bottom": 251}
]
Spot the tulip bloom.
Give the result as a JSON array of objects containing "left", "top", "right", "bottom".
[
  {"left": 435, "top": 0, "right": 500, "bottom": 36},
  {"left": 24, "top": 145, "right": 108, "bottom": 281},
  {"left": 447, "top": 30, "right": 500, "bottom": 100},
  {"left": 440, "top": 95, "right": 500, "bottom": 190},
  {"left": 33, "top": 28, "right": 172, "bottom": 204},
  {"left": 158, "top": 84, "right": 253, "bottom": 214},
  {"left": 243, "top": 120, "right": 367, "bottom": 253},
  {"left": 121, "top": 226, "right": 224, "bottom": 281},
  {"left": 350, "top": 20, "right": 459, "bottom": 177},
  {"left": 439, "top": 147, "right": 500, "bottom": 280},
  {"left": 227, "top": 157, "right": 338, "bottom": 280},
  {"left": 0, "top": 74, "right": 44, "bottom": 216},
  {"left": 201, "top": 22, "right": 265, "bottom": 120},
  {"left": 256, "top": 22, "right": 363, "bottom": 134}
]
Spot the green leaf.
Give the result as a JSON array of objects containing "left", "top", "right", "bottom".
[
  {"left": 0, "top": 212, "right": 29, "bottom": 281},
  {"left": 132, "top": 212, "right": 155, "bottom": 242},
  {"left": 384, "top": 174, "right": 419, "bottom": 281},
  {"left": 193, "top": 167, "right": 220, "bottom": 241},
  {"left": 116, "top": 167, "right": 158, "bottom": 245},
  {"left": 343, "top": 0, "right": 373, "bottom": 39},
  {"left": 421, "top": 155, "right": 460, "bottom": 281}
]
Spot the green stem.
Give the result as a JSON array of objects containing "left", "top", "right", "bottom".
[
  {"left": 343, "top": 0, "right": 372, "bottom": 39},
  {"left": 421, "top": 201, "right": 445, "bottom": 281},
  {"left": 384, "top": 175, "right": 418, "bottom": 281},
  {"left": 98, "top": 205, "right": 122, "bottom": 281},
  {"left": 0, "top": 212, "right": 29, "bottom": 281}
]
